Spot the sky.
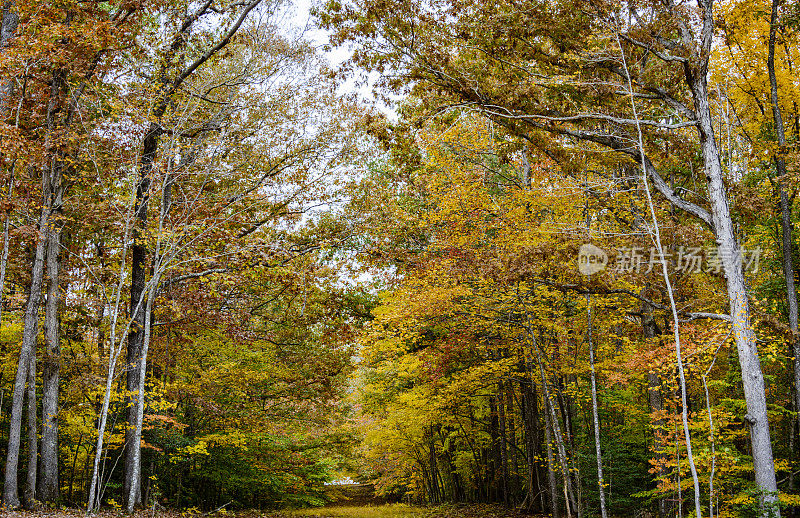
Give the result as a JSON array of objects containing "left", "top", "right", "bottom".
[{"left": 286, "top": 0, "right": 396, "bottom": 118}]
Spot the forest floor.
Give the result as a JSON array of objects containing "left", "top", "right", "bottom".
[
  {"left": 282, "top": 503, "right": 530, "bottom": 517},
  {"left": 3, "top": 503, "right": 532, "bottom": 518}
]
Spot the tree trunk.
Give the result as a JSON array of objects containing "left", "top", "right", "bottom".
[
  {"left": 544, "top": 401, "right": 560, "bottom": 518},
  {"left": 126, "top": 272, "right": 160, "bottom": 514},
  {"left": 535, "top": 352, "right": 577, "bottom": 518},
  {"left": 3, "top": 190, "right": 48, "bottom": 508},
  {"left": 40, "top": 206, "right": 63, "bottom": 503},
  {"left": 488, "top": 394, "right": 501, "bottom": 502},
  {"left": 496, "top": 383, "right": 510, "bottom": 506},
  {"left": 520, "top": 374, "right": 545, "bottom": 513},
  {"left": 0, "top": 0, "right": 19, "bottom": 114},
  {"left": 505, "top": 384, "right": 519, "bottom": 502},
  {"left": 23, "top": 353, "right": 36, "bottom": 508},
  {"left": 124, "top": 122, "right": 158, "bottom": 511},
  {"left": 427, "top": 432, "right": 440, "bottom": 504},
  {"left": 768, "top": 0, "right": 800, "bottom": 439},
  {"left": 0, "top": 171, "right": 13, "bottom": 327},
  {"left": 691, "top": 71, "right": 780, "bottom": 517},
  {"left": 87, "top": 184, "right": 139, "bottom": 512},
  {"left": 587, "top": 295, "right": 608, "bottom": 518}
]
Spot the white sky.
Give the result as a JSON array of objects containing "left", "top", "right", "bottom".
[{"left": 286, "top": 0, "right": 396, "bottom": 118}]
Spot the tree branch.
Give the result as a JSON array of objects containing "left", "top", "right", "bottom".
[
  {"left": 160, "top": 268, "right": 227, "bottom": 289},
  {"left": 518, "top": 120, "right": 716, "bottom": 230},
  {"left": 538, "top": 280, "right": 731, "bottom": 322}
]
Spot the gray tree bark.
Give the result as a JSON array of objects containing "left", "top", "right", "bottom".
[
  {"left": 586, "top": 296, "right": 607, "bottom": 518},
  {"left": 4, "top": 64, "right": 65, "bottom": 508},
  {"left": 0, "top": 0, "right": 18, "bottom": 112},
  {"left": 543, "top": 399, "right": 560, "bottom": 518},
  {"left": 23, "top": 352, "right": 36, "bottom": 507},
  {"left": 690, "top": 63, "right": 780, "bottom": 518},
  {"left": 3, "top": 201, "right": 47, "bottom": 508},
  {"left": 126, "top": 277, "right": 159, "bottom": 513},
  {"left": 40, "top": 196, "right": 63, "bottom": 503},
  {"left": 0, "top": 1, "right": 16, "bottom": 321},
  {"left": 675, "top": 4, "right": 780, "bottom": 512},
  {"left": 768, "top": 0, "right": 800, "bottom": 438}
]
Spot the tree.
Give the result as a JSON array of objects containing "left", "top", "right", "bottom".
[{"left": 320, "top": 0, "right": 782, "bottom": 512}]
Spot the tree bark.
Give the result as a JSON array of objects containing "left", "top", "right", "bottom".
[
  {"left": 543, "top": 400, "right": 560, "bottom": 518},
  {"left": 0, "top": 0, "right": 18, "bottom": 114},
  {"left": 488, "top": 393, "right": 501, "bottom": 502},
  {"left": 520, "top": 374, "right": 545, "bottom": 513},
  {"left": 690, "top": 68, "right": 780, "bottom": 518},
  {"left": 3, "top": 57, "right": 67, "bottom": 507},
  {"left": 496, "top": 382, "right": 510, "bottom": 506},
  {"left": 124, "top": 121, "right": 156, "bottom": 510},
  {"left": 535, "top": 352, "right": 577, "bottom": 518},
  {"left": 0, "top": 171, "right": 13, "bottom": 327},
  {"left": 126, "top": 275, "right": 159, "bottom": 513},
  {"left": 505, "top": 383, "right": 519, "bottom": 502},
  {"left": 768, "top": 0, "right": 800, "bottom": 439},
  {"left": 23, "top": 352, "right": 36, "bottom": 507},
  {"left": 3, "top": 164, "right": 50, "bottom": 510},
  {"left": 587, "top": 295, "right": 608, "bottom": 518},
  {"left": 40, "top": 202, "right": 63, "bottom": 503}
]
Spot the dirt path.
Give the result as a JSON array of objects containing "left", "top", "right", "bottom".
[
  {"left": 3, "top": 503, "right": 530, "bottom": 518},
  {"left": 282, "top": 503, "right": 530, "bottom": 518}
]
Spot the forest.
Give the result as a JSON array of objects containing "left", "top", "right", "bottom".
[{"left": 0, "top": 0, "right": 799, "bottom": 517}]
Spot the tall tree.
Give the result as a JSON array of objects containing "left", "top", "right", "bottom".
[
  {"left": 320, "top": 0, "right": 781, "bottom": 512},
  {"left": 119, "top": 0, "right": 264, "bottom": 508}
]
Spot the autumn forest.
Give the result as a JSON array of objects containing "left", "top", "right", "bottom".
[{"left": 0, "top": 0, "right": 799, "bottom": 517}]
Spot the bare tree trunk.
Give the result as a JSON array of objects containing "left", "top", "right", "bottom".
[
  {"left": 505, "top": 384, "right": 519, "bottom": 501},
  {"left": 535, "top": 353, "right": 577, "bottom": 518},
  {"left": 618, "top": 31, "right": 702, "bottom": 517},
  {"left": 690, "top": 6, "right": 779, "bottom": 513},
  {"left": 3, "top": 184, "right": 49, "bottom": 508},
  {"left": 702, "top": 349, "right": 722, "bottom": 518},
  {"left": 124, "top": 150, "right": 152, "bottom": 510},
  {"left": 768, "top": 0, "right": 800, "bottom": 439},
  {"left": 0, "top": 171, "right": 13, "bottom": 327},
  {"left": 40, "top": 206, "right": 63, "bottom": 503},
  {"left": 0, "top": 0, "right": 18, "bottom": 113},
  {"left": 587, "top": 295, "right": 607, "bottom": 518},
  {"left": 497, "top": 382, "right": 510, "bottom": 506},
  {"left": 23, "top": 353, "right": 36, "bottom": 507},
  {"left": 126, "top": 274, "right": 159, "bottom": 514},
  {"left": 87, "top": 185, "right": 137, "bottom": 513},
  {"left": 544, "top": 401, "right": 560, "bottom": 518},
  {"left": 697, "top": 82, "right": 779, "bottom": 517}
]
